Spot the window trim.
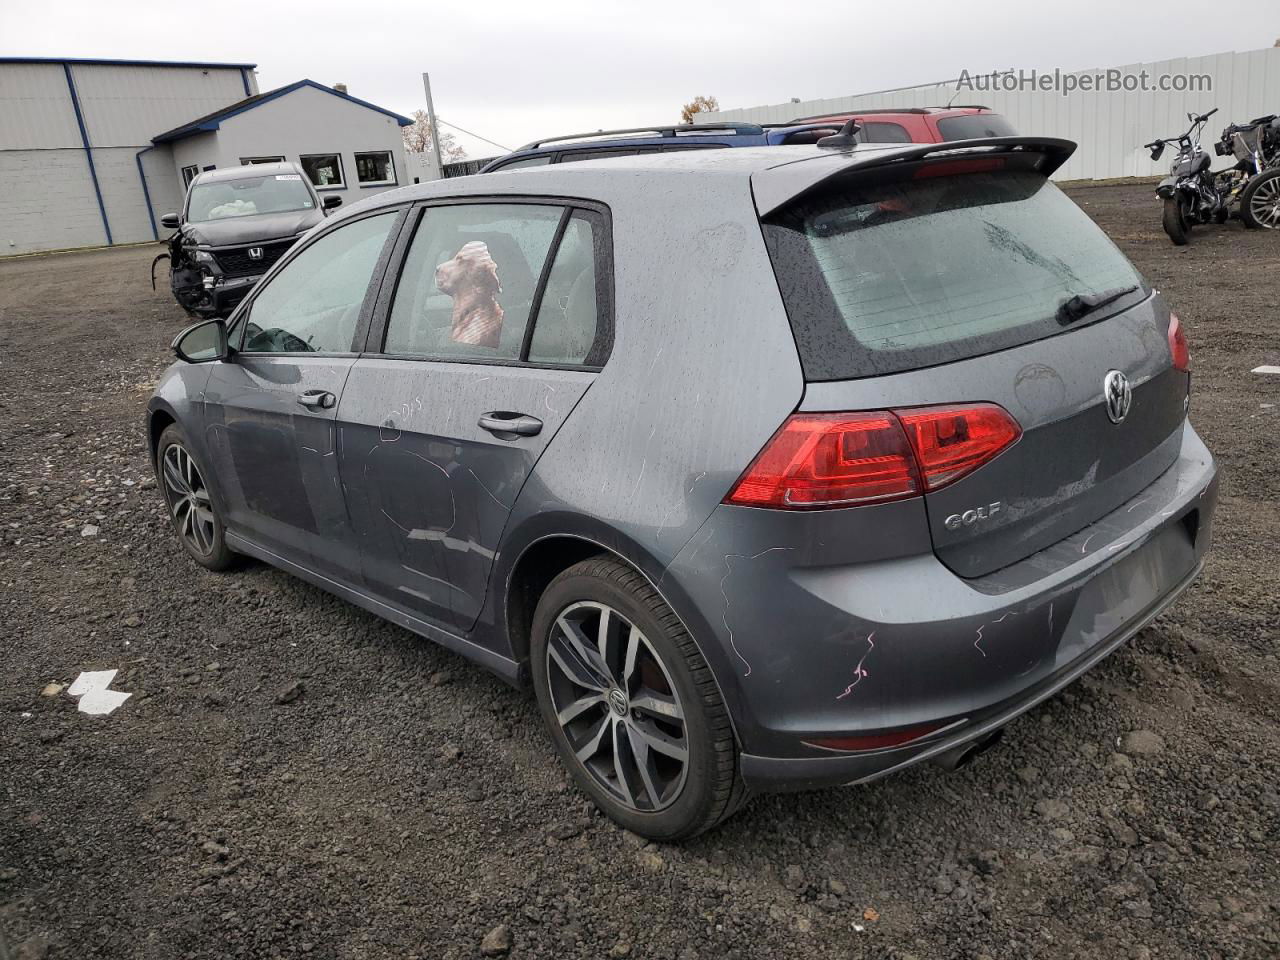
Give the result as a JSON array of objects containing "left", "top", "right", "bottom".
[
  {"left": 225, "top": 205, "right": 411, "bottom": 358},
  {"left": 362, "top": 194, "right": 615, "bottom": 372},
  {"left": 239, "top": 155, "right": 285, "bottom": 165},
  {"left": 299, "top": 152, "right": 346, "bottom": 190},
  {"left": 354, "top": 150, "right": 398, "bottom": 187}
]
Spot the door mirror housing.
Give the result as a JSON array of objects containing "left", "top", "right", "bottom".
[
  {"left": 160, "top": 212, "right": 181, "bottom": 230},
  {"left": 172, "top": 318, "right": 229, "bottom": 364},
  {"left": 322, "top": 194, "right": 343, "bottom": 211}
]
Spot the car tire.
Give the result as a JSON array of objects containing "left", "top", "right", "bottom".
[
  {"left": 530, "top": 556, "right": 747, "bottom": 840},
  {"left": 1240, "top": 168, "right": 1280, "bottom": 230},
  {"left": 1162, "top": 196, "right": 1190, "bottom": 245},
  {"left": 156, "top": 423, "right": 236, "bottom": 571}
]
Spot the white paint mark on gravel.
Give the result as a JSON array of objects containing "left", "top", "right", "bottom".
[
  {"left": 66, "top": 669, "right": 131, "bottom": 716},
  {"left": 1252, "top": 365, "right": 1280, "bottom": 375}
]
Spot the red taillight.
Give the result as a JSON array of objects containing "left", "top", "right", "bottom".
[
  {"left": 895, "top": 404, "right": 1022, "bottom": 491},
  {"left": 1168, "top": 312, "right": 1190, "bottom": 372},
  {"left": 724, "top": 404, "right": 1020, "bottom": 510},
  {"left": 723, "top": 412, "right": 920, "bottom": 509}
]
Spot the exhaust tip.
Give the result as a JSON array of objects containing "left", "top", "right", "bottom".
[{"left": 933, "top": 728, "right": 1004, "bottom": 772}]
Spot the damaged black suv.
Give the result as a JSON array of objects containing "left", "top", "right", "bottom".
[{"left": 158, "top": 162, "right": 342, "bottom": 318}]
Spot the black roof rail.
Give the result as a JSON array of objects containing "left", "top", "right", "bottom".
[
  {"left": 516, "top": 122, "right": 764, "bottom": 151},
  {"left": 787, "top": 105, "right": 992, "bottom": 123}
]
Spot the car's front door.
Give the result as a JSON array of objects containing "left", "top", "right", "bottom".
[
  {"left": 338, "top": 200, "right": 612, "bottom": 632},
  {"left": 202, "top": 208, "right": 403, "bottom": 577}
]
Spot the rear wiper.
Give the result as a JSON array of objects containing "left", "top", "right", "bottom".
[{"left": 1056, "top": 285, "right": 1140, "bottom": 325}]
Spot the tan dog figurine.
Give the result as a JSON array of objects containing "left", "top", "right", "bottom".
[{"left": 436, "top": 240, "right": 504, "bottom": 348}]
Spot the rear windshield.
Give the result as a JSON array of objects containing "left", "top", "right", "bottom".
[
  {"left": 762, "top": 167, "right": 1145, "bottom": 380},
  {"left": 187, "top": 174, "right": 315, "bottom": 223},
  {"left": 936, "top": 113, "right": 1017, "bottom": 140}
]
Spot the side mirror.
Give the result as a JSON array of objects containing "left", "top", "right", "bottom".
[
  {"left": 160, "top": 212, "right": 180, "bottom": 230},
  {"left": 323, "top": 195, "right": 343, "bottom": 211},
  {"left": 172, "top": 318, "right": 229, "bottom": 364}
]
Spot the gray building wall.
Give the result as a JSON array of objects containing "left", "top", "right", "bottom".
[
  {"left": 167, "top": 85, "right": 411, "bottom": 209},
  {"left": 701, "top": 46, "right": 1280, "bottom": 181},
  {"left": 0, "top": 59, "right": 255, "bottom": 255}
]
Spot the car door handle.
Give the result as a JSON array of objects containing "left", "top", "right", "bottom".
[
  {"left": 296, "top": 390, "right": 336, "bottom": 410},
  {"left": 478, "top": 412, "right": 543, "bottom": 438}
]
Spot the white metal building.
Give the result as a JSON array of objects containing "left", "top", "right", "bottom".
[
  {"left": 701, "top": 46, "right": 1280, "bottom": 181},
  {"left": 0, "top": 58, "right": 412, "bottom": 256}
]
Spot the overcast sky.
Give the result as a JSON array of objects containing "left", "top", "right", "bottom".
[{"left": 3, "top": 0, "right": 1277, "bottom": 158}]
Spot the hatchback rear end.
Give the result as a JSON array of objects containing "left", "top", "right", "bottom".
[{"left": 658, "top": 141, "right": 1217, "bottom": 792}]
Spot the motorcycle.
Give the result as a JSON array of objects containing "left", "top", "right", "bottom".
[
  {"left": 1215, "top": 113, "right": 1280, "bottom": 229},
  {"left": 1144, "top": 109, "right": 1232, "bottom": 245}
]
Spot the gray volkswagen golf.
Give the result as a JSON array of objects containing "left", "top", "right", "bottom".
[{"left": 148, "top": 135, "right": 1218, "bottom": 839}]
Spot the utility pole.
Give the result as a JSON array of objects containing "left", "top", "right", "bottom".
[{"left": 422, "top": 72, "right": 444, "bottom": 181}]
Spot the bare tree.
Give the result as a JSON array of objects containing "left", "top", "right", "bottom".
[
  {"left": 680, "top": 95, "right": 720, "bottom": 125},
  {"left": 402, "top": 110, "right": 468, "bottom": 162}
]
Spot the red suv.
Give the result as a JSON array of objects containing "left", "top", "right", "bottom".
[{"left": 788, "top": 106, "right": 1016, "bottom": 144}]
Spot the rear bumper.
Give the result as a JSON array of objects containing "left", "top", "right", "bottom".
[{"left": 663, "top": 421, "right": 1218, "bottom": 790}]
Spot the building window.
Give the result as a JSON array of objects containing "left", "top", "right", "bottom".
[
  {"left": 240, "top": 155, "right": 285, "bottom": 165},
  {"left": 300, "top": 153, "right": 345, "bottom": 189},
  {"left": 181, "top": 164, "right": 199, "bottom": 188},
  {"left": 354, "top": 150, "right": 396, "bottom": 186}
]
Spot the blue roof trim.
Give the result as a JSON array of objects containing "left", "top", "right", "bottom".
[
  {"left": 0, "top": 56, "right": 257, "bottom": 69},
  {"left": 151, "top": 79, "right": 412, "bottom": 144}
]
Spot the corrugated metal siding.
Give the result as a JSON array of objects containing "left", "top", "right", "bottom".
[
  {"left": 0, "top": 62, "right": 82, "bottom": 150},
  {"left": 0, "top": 149, "right": 108, "bottom": 252},
  {"left": 703, "top": 46, "right": 1280, "bottom": 181},
  {"left": 70, "top": 63, "right": 252, "bottom": 147}
]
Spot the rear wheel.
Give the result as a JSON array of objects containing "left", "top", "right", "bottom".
[
  {"left": 1241, "top": 169, "right": 1280, "bottom": 229},
  {"left": 530, "top": 556, "right": 746, "bottom": 840},
  {"left": 156, "top": 424, "right": 235, "bottom": 571},
  {"left": 1162, "top": 196, "right": 1190, "bottom": 245}
]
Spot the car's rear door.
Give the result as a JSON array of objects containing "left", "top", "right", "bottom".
[
  {"left": 337, "top": 198, "right": 613, "bottom": 632},
  {"left": 203, "top": 207, "right": 405, "bottom": 577},
  {"left": 758, "top": 152, "right": 1190, "bottom": 578}
]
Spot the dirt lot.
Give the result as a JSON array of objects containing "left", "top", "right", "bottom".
[{"left": 2, "top": 182, "right": 1278, "bottom": 960}]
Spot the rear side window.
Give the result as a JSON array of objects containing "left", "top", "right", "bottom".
[
  {"left": 935, "top": 114, "right": 1017, "bottom": 140},
  {"left": 528, "top": 213, "right": 606, "bottom": 365},
  {"left": 858, "top": 122, "right": 912, "bottom": 143},
  {"left": 763, "top": 168, "right": 1144, "bottom": 380},
  {"left": 384, "top": 204, "right": 563, "bottom": 359}
]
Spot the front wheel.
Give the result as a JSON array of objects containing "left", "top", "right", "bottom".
[
  {"left": 1241, "top": 169, "right": 1280, "bottom": 229},
  {"left": 156, "top": 423, "right": 236, "bottom": 571},
  {"left": 1162, "top": 196, "right": 1190, "bottom": 245},
  {"left": 530, "top": 556, "right": 746, "bottom": 840}
]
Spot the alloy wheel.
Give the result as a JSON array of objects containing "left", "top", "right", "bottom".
[
  {"left": 161, "top": 443, "right": 217, "bottom": 556},
  {"left": 545, "top": 601, "right": 689, "bottom": 812},
  {"left": 1249, "top": 176, "right": 1280, "bottom": 228}
]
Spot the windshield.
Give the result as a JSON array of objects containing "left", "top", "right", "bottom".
[
  {"left": 763, "top": 167, "right": 1145, "bottom": 380},
  {"left": 187, "top": 174, "right": 315, "bottom": 223}
]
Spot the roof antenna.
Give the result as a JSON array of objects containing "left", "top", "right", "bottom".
[{"left": 817, "top": 118, "right": 862, "bottom": 148}]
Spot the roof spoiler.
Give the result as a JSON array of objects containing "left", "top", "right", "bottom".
[
  {"left": 753, "top": 136, "right": 1077, "bottom": 216},
  {"left": 516, "top": 122, "right": 764, "bottom": 151}
]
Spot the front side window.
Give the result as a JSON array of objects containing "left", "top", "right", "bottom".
[
  {"left": 300, "top": 153, "right": 345, "bottom": 189},
  {"left": 355, "top": 151, "right": 396, "bottom": 185},
  {"left": 858, "top": 122, "right": 912, "bottom": 143},
  {"left": 384, "top": 203, "right": 563, "bottom": 360},
  {"left": 240, "top": 156, "right": 285, "bottom": 165},
  {"left": 764, "top": 167, "right": 1144, "bottom": 379},
  {"left": 527, "top": 213, "right": 605, "bottom": 365},
  {"left": 181, "top": 164, "right": 199, "bottom": 188},
  {"left": 239, "top": 212, "right": 397, "bottom": 354},
  {"left": 492, "top": 155, "right": 552, "bottom": 172},
  {"left": 186, "top": 173, "right": 316, "bottom": 222},
  {"left": 935, "top": 114, "right": 1017, "bottom": 141}
]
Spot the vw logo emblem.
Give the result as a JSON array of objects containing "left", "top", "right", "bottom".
[
  {"left": 608, "top": 688, "right": 629, "bottom": 717},
  {"left": 247, "top": 247, "right": 264, "bottom": 260},
  {"left": 1103, "top": 370, "right": 1132, "bottom": 424}
]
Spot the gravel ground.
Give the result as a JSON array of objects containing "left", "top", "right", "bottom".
[{"left": 2, "top": 183, "right": 1278, "bottom": 960}]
